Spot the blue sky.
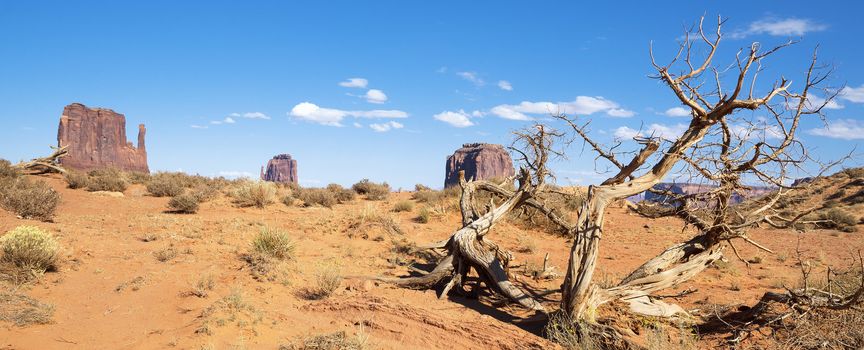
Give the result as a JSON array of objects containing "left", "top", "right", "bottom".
[{"left": 1, "top": 1, "right": 862, "bottom": 189}]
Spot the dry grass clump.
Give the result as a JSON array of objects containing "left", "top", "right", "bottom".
[
  {"left": 231, "top": 180, "right": 277, "bottom": 208},
  {"left": 416, "top": 206, "right": 431, "bottom": 223},
  {"left": 189, "top": 184, "right": 219, "bottom": 202},
  {"left": 510, "top": 189, "right": 584, "bottom": 235},
  {"left": 0, "top": 292, "right": 55, "bottom": 326},
  {"left": 153, "top": 246, "right": 178, "bottom": 262},
  {"left": 252, "top": 228, "right": 296, "bottom": 260},
  {"left": 281, "top": 330, "right": 368, "bottom": 350},
  {"left": 0, "top": 177, "right": 60, "bottom": 221},
  {"left": 125, "top": 171, "right": 151, "bottom": 184},
  {"left": 167, "top": 193, "right": 200, "bottom": 213},
  {"left": 347, "top": 207, "right": 405, "bottom": 239},
  {"left": 325, "top": 184, "right": 356, "bottom": 203},
  {"left": 843, "top": 167, "right": 864, "bottom": 179},
  {"left": 0, "top": 226, "right": 59, "bottom": 282},
  {"left": 414, "top": 183, "right": 432, "bottom": 192},
  {"left": 515, "top": 235, "right": 537, "bottom": 254},
  {"left": 189, "top": 274, "right": 216, "bottom": 298},
  {"left": 392, "top": 200, "right": 414, "bottom": 212},
  {"left": 299, "top": 265, "right": 342, "bottom": 300},
  {"left": 196, "top": 288, "right": 262, "bottom": 335},
  {"left": 63, "top": 171, "right": 89, "bottom": 189},
  {"left": 352, "top": 179, "right": 390, "bottom": 201},
  {"left": 86, "top": 168, "right": 128, "bottom": 192}
]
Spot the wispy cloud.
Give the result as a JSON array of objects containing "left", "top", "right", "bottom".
[
  {"left": 614, "top": 123, "right": 688, "bottom": 141},
  {"left": 190, "top": 124, "right": 209, "bottom": 129},
  {"left": 732, "top": 17, "right": 827, "bottom": 38},
  {"left": 230, "top": 112, "right": 270, "bottom": 120},
  {"left": 457, "top": 71, "right": 485, "bottom": 86},
  {"left": 808, "top": 119, "right": 864, "bottom": 140},
  {"left": 840, "top": 85, "right": 864, "bottom": 103},
  {"left": 365, "top": 89, "right": 388, "bottom": 104},
  {"left": 433, "top": 110, "right": 476, "bottom": 128},
  {"left": 338, "top": 78, "right": 368, "bottom": 88},
  {"left": 289, "top": 102, "right": 408, "bottom": 127},
  {"left": 490, "top": 96, "right": 634, "bottom": 121},
  {"left": 497, "top": 80, "right": 513, "bottom": 91},
  {"left": 663, "top": 107, "right": 691, "bottom": 117},
  {"left": 210, "top": 117, "right": 236, "bottom": 125},
  {"left": 369, "top": 121, "right": 404, "bottom": 132}
]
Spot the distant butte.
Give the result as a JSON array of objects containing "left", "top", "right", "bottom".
[
  {"left": 444, "top": 143, "right": 515, "bottom": 188},
  {"left": 261, "top": 154, "right": 298, "bottom": 184},
  {"left": 57, "top": 103, "right": 149, "bottom": 173}
]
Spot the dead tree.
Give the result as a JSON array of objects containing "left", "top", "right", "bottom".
[
  {"left": 13, "top": 146, "right": 69, "bottom": 175},
  {"left": 553, "top": 15, "right": 840, "bottom": 322}
]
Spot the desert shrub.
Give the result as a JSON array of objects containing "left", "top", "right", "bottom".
[
  {"left": 843, "top": 167, "right": 864, "bottom": 179},
  {"left": 414, "top": 183, "right": 431, "bottom": 192},
  {"left": 298, "top": 188, "right": 337, "bottom": 208},
  {"left": 844, "top": 189, "right": 864, "bottom": 205},
  {"left": 515, "top": 235, "right": 537, "bottom": 254},
  {"left": 416, "top": 207, "right": 430, "bottom": 223},
  {"left": 0, "top": 160, "right": 19, "bottom": 179},
  {"left": 189, "top": 184, "right": 219, "bottom": 202},
  {"left": 326, "top": 183, "right": 344, "bottom": 192},
  {"left": 231, "top": 180, "right": 277, "bottom": 208},
  {"left": 282, "top": 193, "right": 295, "bottom": 206},
  {"left": 351, "top": 179, "right": 375, "bottom": 195},
  {"left": 252, "top": 228, "right": 295, "bottom": 260},
  {"left": 86, "top": 168, "right": 128, "bottom": 192},
  {"left": 300, "top": 265, "right": 341, "bottom": 300},
  {"left": 544, "top": 312, "right": 599, "bottom": 350},
  {"left": 168, "top": 193, "right": 200, "bottom": 214},
  {"left": 411, "top": 190, "right": 443, "bottom": 203},
  {"left": 365, "top": 183, "right": 390, "bottom": 201},
  {"left": 0, "top": 226, "right": 59, "bottom": 279},
  {"left": 392, "top": 200, "right": 413, "bottom": 212},
  {"left": 818, "top": 209, "right": 859, "bottom": 232},
  {"left": 125, "top": 171, "right": 151, "bottom": 185},
  {"left": 63, "top": 171, "right": 89, "bottom": 189},
  {"left": 334, "top": 188, "right": 355, "bottom": 203},
  {"left": 0, "top": 178, "right": 60, "bottom": 221},
  {"left": 153, "top": 247, "right": 178, "bottom": 262},
  {"left": 146, "top": 174, "right": 185, "bottom": 197}
]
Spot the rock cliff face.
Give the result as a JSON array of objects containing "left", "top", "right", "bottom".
[
  {"left": 57, "top": 103, "right": 149, "bottom": 173},
  {"left": 444, "top": 143, "right": 515, "bottom": 188},
  {"left": 261, "top": 154, "right": 298, "bottom": 184}
]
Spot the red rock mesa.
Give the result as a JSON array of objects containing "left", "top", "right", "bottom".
[
  {"left": 445, "top": 143, "right": 515, "bottom": 188},
  {"left": 57, "top": 103, "right": 149, "bottom": 173},
  {"left": 261, "top": 154, "right": 298, "bottom": 184}
]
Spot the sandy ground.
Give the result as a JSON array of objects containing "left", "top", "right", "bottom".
[{"left": 1, "top": 175, "right": 862, "bottom": 349}]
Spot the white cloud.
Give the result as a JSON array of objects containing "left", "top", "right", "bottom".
[
  {"left": 434, "top": 110, "right": 475, "bottom": 128},
  {"left": 353, "top": 122, "right": 363, "bottom": 128},
  {"left": 614, "top": 123, "right": 688, "bottom": 141},
  {"left": 369, "top": 121, "right": 404, "bottom": 132},
  {"left": 730, "top": 123, "right": 784, "bottom": 140},
  {"left": 436, "top": 66, "right": 448, "bottom": 73},
  {"left": 808, "top": 119, "right": 864, "bottom": 140},
  {"left": 210, "top": 116, "right": 236, "bottom": 125},
  {"left": 365, "top": 89, "right": 388, "bottom": 104},
  {"left": 338, "top": 78, "right": 368, "bottom": 88},
  {"left": 664, "top": 107, "right": 691, "bottom": 117},
  {"left": 490, "top": 96, "right": 634, "bottom": 121},
  {"left": 733, "top": 17, "right": 827, "bottom": 38},
  {"left": 471, "top": 110, "right": 485, "bottom": 117},
  {"left": 457, "top": 71, "right": 485, "bottom": 86},
  {"left": 230, "top": 112, "right": 270, "bottom": 120},
  {"left": 840, "top": 85, "right": 864, "bottom": 103},
  {"left": 498, "top": 80, "right": 513, "bottom": 91},
  {"left": 805, "top": 95, "right": 844, "bottom": 110},
  {"left": 190, "top": 124, "right": 208, "bottom": 129},
  {"left": 289, "top": 102, "right": 408, "bottom": 127}
]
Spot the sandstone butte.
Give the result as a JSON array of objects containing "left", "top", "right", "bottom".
[
  {"left": 261, "top": 154, "right": 298, "bottom": 184},
  {"left": 57, "top": 103, "right": 149, "bottom": 173},
  {"left": 444, "top": 143, "right": 515, "bottom": 188}
]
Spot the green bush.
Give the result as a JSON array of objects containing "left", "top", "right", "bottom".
[
  {"left": 0, "top": 226, "right": 59, "bottom": 278},
  {"left": 63, "top": 171, "right": 89, "bottom": 189},
  {"left": 0, "top": 178, "right": 60, "bottom": 221},
  {"left": 252, "top": 228, "right": 295, "bottom": 260},
  {"left": 86, "top": 168, "right": 128, "bottom": 192},
  {"left": 168, "top": 193, "right": 200, "bottom": 214},
  {"left": 231, "top": 181, "right": 277, "bottom": 208},
  {"left": 392, "top": 200, "right": 414, "bottom": 212}
]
